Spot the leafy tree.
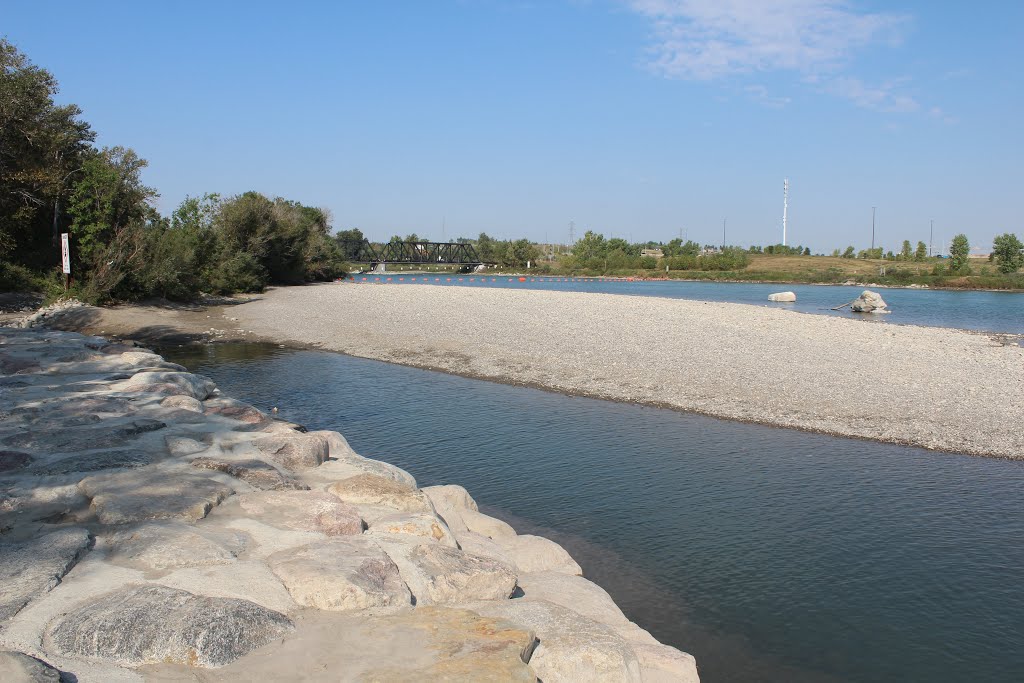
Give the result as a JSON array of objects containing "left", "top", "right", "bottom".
[
  {"left": 992, "top": 233, "right": 1024, "bottom": 274},
  {"left": 803, "top": 247, "right": 811, "bottom": 256},
  {"left": 335, "top": 228, "right": 365, "bottom": 260},
  {"left": 475, "top": 232, "right": 498, "bottom": 262},
  {"left": 915, "top": 241, "right": 927, "bottom": 261},
  {"left": 503, "top": 238, "right": 539, "bottom": 268},
  {"left": 1, "top": 38, "right": 95, "bottom": 270},
  {"left": 573, "top": 230, "right": 607, "bottom": 261},
  {"left": 842, "top": 246, "right": 855, "bottom": 258},
  {"left": 900, "top": 240, "right": 912, "bottom": 260},
  {"left": 949, "top": 233, "right": 970, "bottom": 272}
]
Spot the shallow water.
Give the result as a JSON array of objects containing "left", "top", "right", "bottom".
[
  {"left": 351, "top": 275, "right": 1024, "bottom": 334},
  {"left": 166, "top": 343, "right": 1024, "bottom": 682}
]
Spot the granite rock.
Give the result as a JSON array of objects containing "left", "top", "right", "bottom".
[
  {"left": 0, "top": 527, "right": 93, "bottom": 621},
  {"left": 233, "top": 490, "right": 364, "bottom": 536},
  {"left": 327, "top": 473, "right": 433, "bottom": 513},
  {"left": 46, "top": 584, "right": 293, "bottom": 668},
  {"left": 267, "top": 538, "right": 411, "bottom": 611}
]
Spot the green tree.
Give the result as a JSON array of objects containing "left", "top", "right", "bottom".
[
  {"left": 949, "top": 233, "right": 970, "bottom": 272},
  {"left": 0, "top": 38, "right": 95, "bottom": 271},
  {"left": 915, "top": 241, "right": 927, "bottom": 261},
  {"left": 900, "top": 240, "right": 912, "bottom": 260},
  {"left": 842, "top": 246, "right": 855, "bottom": 258},
  {"left": 992, "top": 233, "right": 1024, "bottom": 274},
  {"left": 573, "top": 231, "right": 607, "bottom": 262}
]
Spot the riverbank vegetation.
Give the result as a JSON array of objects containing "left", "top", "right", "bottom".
[{"left": 0, "top": 39, "right": 345, "bottom": 304}]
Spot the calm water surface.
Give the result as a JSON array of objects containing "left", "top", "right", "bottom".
[
  {"left": 166, "top": 344, "right": 1024, "bottom": 682},
  {"left": 353, "top": 276, "right": 1024, "bottom": 334}
]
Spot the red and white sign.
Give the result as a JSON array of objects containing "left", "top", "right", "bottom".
[{"left": 60, "top": 233, "right": 71, "bottom": 274}]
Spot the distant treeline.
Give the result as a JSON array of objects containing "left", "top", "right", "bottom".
[{"left": 0, "top": 39, "right": 345, "bottom": 303}]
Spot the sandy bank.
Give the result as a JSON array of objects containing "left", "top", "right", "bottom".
[{"left": 41, "top": 283, "right": 1024, "bottom": 458}]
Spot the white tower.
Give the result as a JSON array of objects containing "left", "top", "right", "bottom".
[{"left": 782, "top": 178, "right": 789, "bottom": 246}]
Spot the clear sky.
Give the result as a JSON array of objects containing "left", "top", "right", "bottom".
[{"left": 4, "top": 1, "right": 1022, "bottom": 252}]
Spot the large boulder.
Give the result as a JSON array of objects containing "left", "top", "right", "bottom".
[
  {"left": 495, "top": 534, "right": 583, "bottom": 575},
  {"left": 46, "top": 585, "right": 293, "bottom": 668},
  {"left": 105, "top": 520, "right": 247, "bottom": 572},
  {"left": 327, "top": 474, "right": 433, "bottom": 513},
  {"left": 115, "top": 371, "right": 216, "bottom": 400},
  {"left": 368, "top": 511, "right": 458, "bottom": 547},
  {"left": 190, "top": 456, "right": 306, "bottom": 491},
  {"left": 376, "top": 538, "right": 518, "bottom": 606},
  {"left": 516, "top": 571, "right": 630, "bottom": 628},
  {"left": 254, "top": 433, "right": 329, "bottom": 471},
  {"left": 467, "top": 599, "right": 643, "bottom": 683},
  {"left": 233, "top": 490, "right": 364, "bottom": 536},
  {"left": 0, "top": 528, "right": 93, "bottom": 621},
  {"left": 850, "top": 289, "right": 889, "bottom": 313},
  {"left": 78, "top": 469, "right": 234, "bottom": 524},
  {"left": 267, "top": 538, "right": 411, "bottom": 611},
  {"left": 767, "top": 291, "right": 796, "bottom": 302}
]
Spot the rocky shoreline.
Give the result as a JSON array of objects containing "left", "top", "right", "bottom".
[{"left": 0, "top": 326, "right": 696, "bottom": 681}]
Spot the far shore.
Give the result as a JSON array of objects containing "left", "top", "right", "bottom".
[{"left": 29, "top": 282, "right": 1024, "bottom": 460}]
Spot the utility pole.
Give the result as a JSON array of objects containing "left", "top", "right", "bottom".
[
  {"left": 929, "top": 219, "right": 934, "bottom": 257},
  {"left": 782, "top": 179, "right": 789, "bottom": 246},
  {"left": 871, "top": 206, "right": 876, "bottom": 251},
  {"left": 568, "top": 220, "right": 576, "bottom": 246},
  {"left": 722, "top": 217, "right": 727, "bottom": 248}
]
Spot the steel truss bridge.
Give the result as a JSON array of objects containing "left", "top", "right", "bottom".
[{"left": 340, "top": 239, "right": 486, "bottom": 269}]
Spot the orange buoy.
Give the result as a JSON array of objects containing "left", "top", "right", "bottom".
[{"left": 518, "top": 277, "right": 526, "bottom": 282}]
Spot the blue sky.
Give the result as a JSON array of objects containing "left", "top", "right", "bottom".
[{"left": 4, "top": 1, "right": 1022, "bottom": 252}]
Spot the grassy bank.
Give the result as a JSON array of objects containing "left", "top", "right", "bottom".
[{"left": 494, "top": 254, "right": 1024, "bottom": 291}]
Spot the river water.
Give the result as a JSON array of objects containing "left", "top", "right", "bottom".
[
  {"left": 352, "top": 275, "right": 1024, "bottom": 334},
  {"left": 165, "top": 343, "right": 1024, "bottom": 683}
]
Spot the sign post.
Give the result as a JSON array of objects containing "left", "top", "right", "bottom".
[{"left": 60, "top": 233, "right": 71, "bottom": 291}]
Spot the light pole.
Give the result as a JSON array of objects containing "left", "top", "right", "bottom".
[{"left": 929, "top": 219, "right": 933, "bottom": 257}]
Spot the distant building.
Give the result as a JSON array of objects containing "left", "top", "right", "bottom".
[{"left": 640, "top": 248, "right": 663, "bottom": 258}]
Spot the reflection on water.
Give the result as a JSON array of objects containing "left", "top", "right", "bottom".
[{"left": 166, "top": 343, "right": 1024, "bottom": 683}]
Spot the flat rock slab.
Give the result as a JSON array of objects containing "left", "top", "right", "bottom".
[
  {"left": 516, "top": 571, "right": 630, "bottom": 628},
  {"left": 496, "top": 534, "right": 583, "bottom": 575},
  {"left": 30, "top": 449, "right": 162, "bottom": 475},
  {"left": 0, "top": 527, "right": 93, "bottom": 621},
  {"left": 368, "top": 511, "right": 458, "bottom": 547},
  {"left": 154, "top": 606, "right": 537, "bottom": 682},
  {"left": 234, "top": 490, "right": 364, "bottom": 536},
  {"left": 79, "top": 469, "right": 234, "bottom": 524},
  {"left": 105, "top": 520, "right": 248, "bottom": 572},
  {"left": 46, "top": 584, "right": 293, "bottom": 668},
  {"left": 378, "top": 539, "right": 518, "bottom": 606},
  {"left": 327, "top": 473, "right": 433, "bottom": 512},
  {"left": 202, "top": 398, "right": 267, "bottom": 425},
  {"left": 467, "top": 599, "right": 643, "bottom": 683},
  {"left": 3, "top": 418, "right": 165, "bottom": 453},
  {"left": 357, "top": 606, "right": 538, "bottom": 682},
  {"left": 254, "top": 433, "right": 328, "bottom": 470},
  {"left": 0, "top": 651, "right": 62, "bottom": 682},
  {"left": 190, "top": 457, "right": 306, "bottom": 491},
  {"left": 268, "top": 537, "right": 411, "bottom": 611},
  {"left": 115, "top": 371, "right": 216, "bottom": 400}
]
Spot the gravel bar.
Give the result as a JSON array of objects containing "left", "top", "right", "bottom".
[{"left": 230, "top": 283, "right": 1024, "bottom": 459}]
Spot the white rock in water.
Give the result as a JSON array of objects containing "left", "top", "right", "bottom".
[
  {"left": 851, "top": 289, "right": 889, "bottom": 313},
  {"left": 768, "top": 291, "right": 797, "bottom": 302}
]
